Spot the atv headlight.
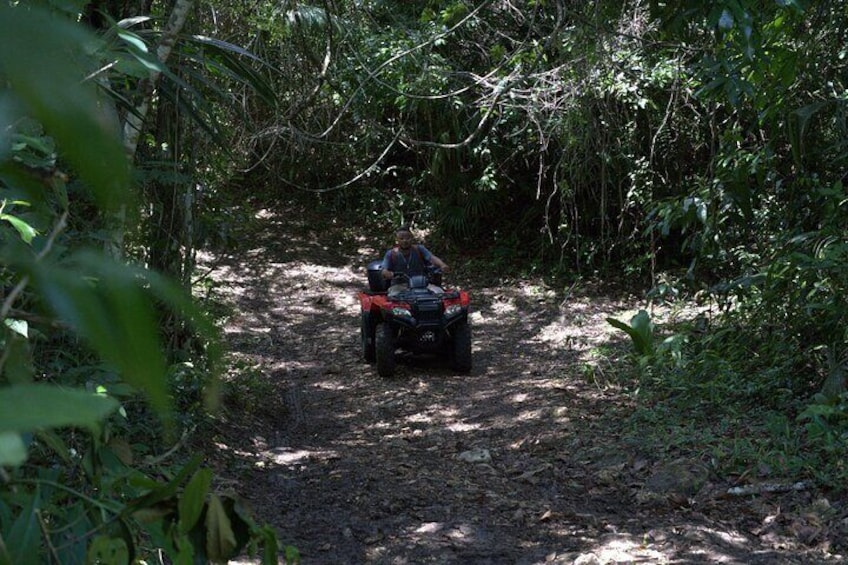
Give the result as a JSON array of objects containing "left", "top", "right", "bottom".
[
  {"left": 445, "top": 304, "right": 463, "bottom": 317},
  {"left": 391, "top": 307, "right": 412, "bottom": 317}
]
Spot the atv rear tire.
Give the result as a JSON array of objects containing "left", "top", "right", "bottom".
[
  {"left": 375, "top": 322, "right": 396, "bottom": 378},
  {"left": 451, "top": 320, "right": 472, "bottom": 373},
  {"left": 361, "top": 314, "right": 375, "bottom": 362}
]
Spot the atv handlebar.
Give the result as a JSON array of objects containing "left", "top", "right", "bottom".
[{"left": 390, "top": 266, "right": 443, "bottom": 286}]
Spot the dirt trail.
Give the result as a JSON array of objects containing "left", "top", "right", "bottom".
[{"left": 207, "top": 209, "right": 838, "bottom": 564}]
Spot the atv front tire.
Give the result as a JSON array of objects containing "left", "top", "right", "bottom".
[
  {"left": 361, "top": 314, "right": 375, "bottom": 362},
  {"left": 375, "top": 322, "right": 396, "bottom": 378},
  {"left": 451, "top": 320, "right": 472, "bottom": 373}
]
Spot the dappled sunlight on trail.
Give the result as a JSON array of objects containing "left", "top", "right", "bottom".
[{"left": 211, "top": 208, "right": 833, "bottom": 565}]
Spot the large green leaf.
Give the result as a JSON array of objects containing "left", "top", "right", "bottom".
[
  {"left": 0, "top": 383, "right": 118, "bottom": 433},
  {"left": 27, "top": 251, "right": 171, "bottom": 417},
  {"left": 86, "top": 535, "right": 131, "bottom": 565},
  {"left": 0, "top": 4, "right": 129, "bottom": 209},
  {"left": 179, "top": 468, "right": 213, "bottom": 534},
  {"left": 205, "top": 494, "right": 237, "bottom": 562},
  {"left": 606, "top": 310, "right": 655, "bottom": 357},
  {"left": 0, "top": 213, "right": 38, "bottom": 243},
  {"left": 189, "top": 35, "right": 278, "bottom": 106},
  {"left": 125, "top": 454, "right": 203, "bottom": 516}
]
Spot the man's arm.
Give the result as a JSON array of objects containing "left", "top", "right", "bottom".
[
  {"left": 381, "top": 250, "right": 394, "bottom": 280},
  {"left": 428, "top": 253, "right": 450, "bottom": 273}
]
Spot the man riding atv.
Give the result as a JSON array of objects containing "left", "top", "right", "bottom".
[
  {"left": 359, "top": 225, "right": 471, "bottom": 377},
  {"left": 381, "top": 225, "right": 450, "bottom": 296}
]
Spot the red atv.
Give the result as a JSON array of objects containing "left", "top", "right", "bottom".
[{"left": 359, "top": 261, "right": 472, "bottom": 378}]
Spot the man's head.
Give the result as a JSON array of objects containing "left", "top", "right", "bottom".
[{"left": 395, "top": 226, "right": 413, "bottom": 250}]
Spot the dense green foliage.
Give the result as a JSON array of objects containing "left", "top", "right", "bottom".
[
  {"left": 0, "top": 1, "right": 284, "bottom": 562},
  {"left": 2, "top": 0, "right": 847, "bottom": 560},
  {"left": 230, "top": 0, "right": 848, "bottom": 487}
]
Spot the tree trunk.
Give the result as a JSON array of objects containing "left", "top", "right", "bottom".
[
  {"left": 109, "top": 0, "right": 194, "bottom": 258},
  {"left": 123, "top": 0, "right": 194, "bottom": 160}
]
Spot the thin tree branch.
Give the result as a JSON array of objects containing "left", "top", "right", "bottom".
[
  {"left": 312, "top": 0, "right": 494, "bottom": 140},
  {"left": 275, "top": 125, "right": 406, "bottom": 193}
]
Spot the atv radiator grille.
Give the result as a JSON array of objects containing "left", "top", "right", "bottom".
[{"left": 415, "top": 301, "right": 442, "bottom": 322}]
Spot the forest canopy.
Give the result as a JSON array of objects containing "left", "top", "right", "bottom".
[{"left": 1, "top": 0, "right": 846, "bottom": 562}]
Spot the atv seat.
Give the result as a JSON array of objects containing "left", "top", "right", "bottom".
[{"left": 366, "top": 260, "right": 389, "bottom": 292}]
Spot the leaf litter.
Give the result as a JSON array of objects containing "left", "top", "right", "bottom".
[{"left": 208, "top": 208, "right": 845, "bottom": 564}]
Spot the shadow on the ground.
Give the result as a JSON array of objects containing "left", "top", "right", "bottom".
[{"left": 208, "top": 207, "right": 837, "bottom": 565}]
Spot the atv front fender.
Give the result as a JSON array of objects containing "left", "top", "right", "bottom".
[
  {"left": 359, "top": 293, "right": 375, "bottom": 312},
  {"left": 443, "top": 312, "right": 469, "bottom": 330}
]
